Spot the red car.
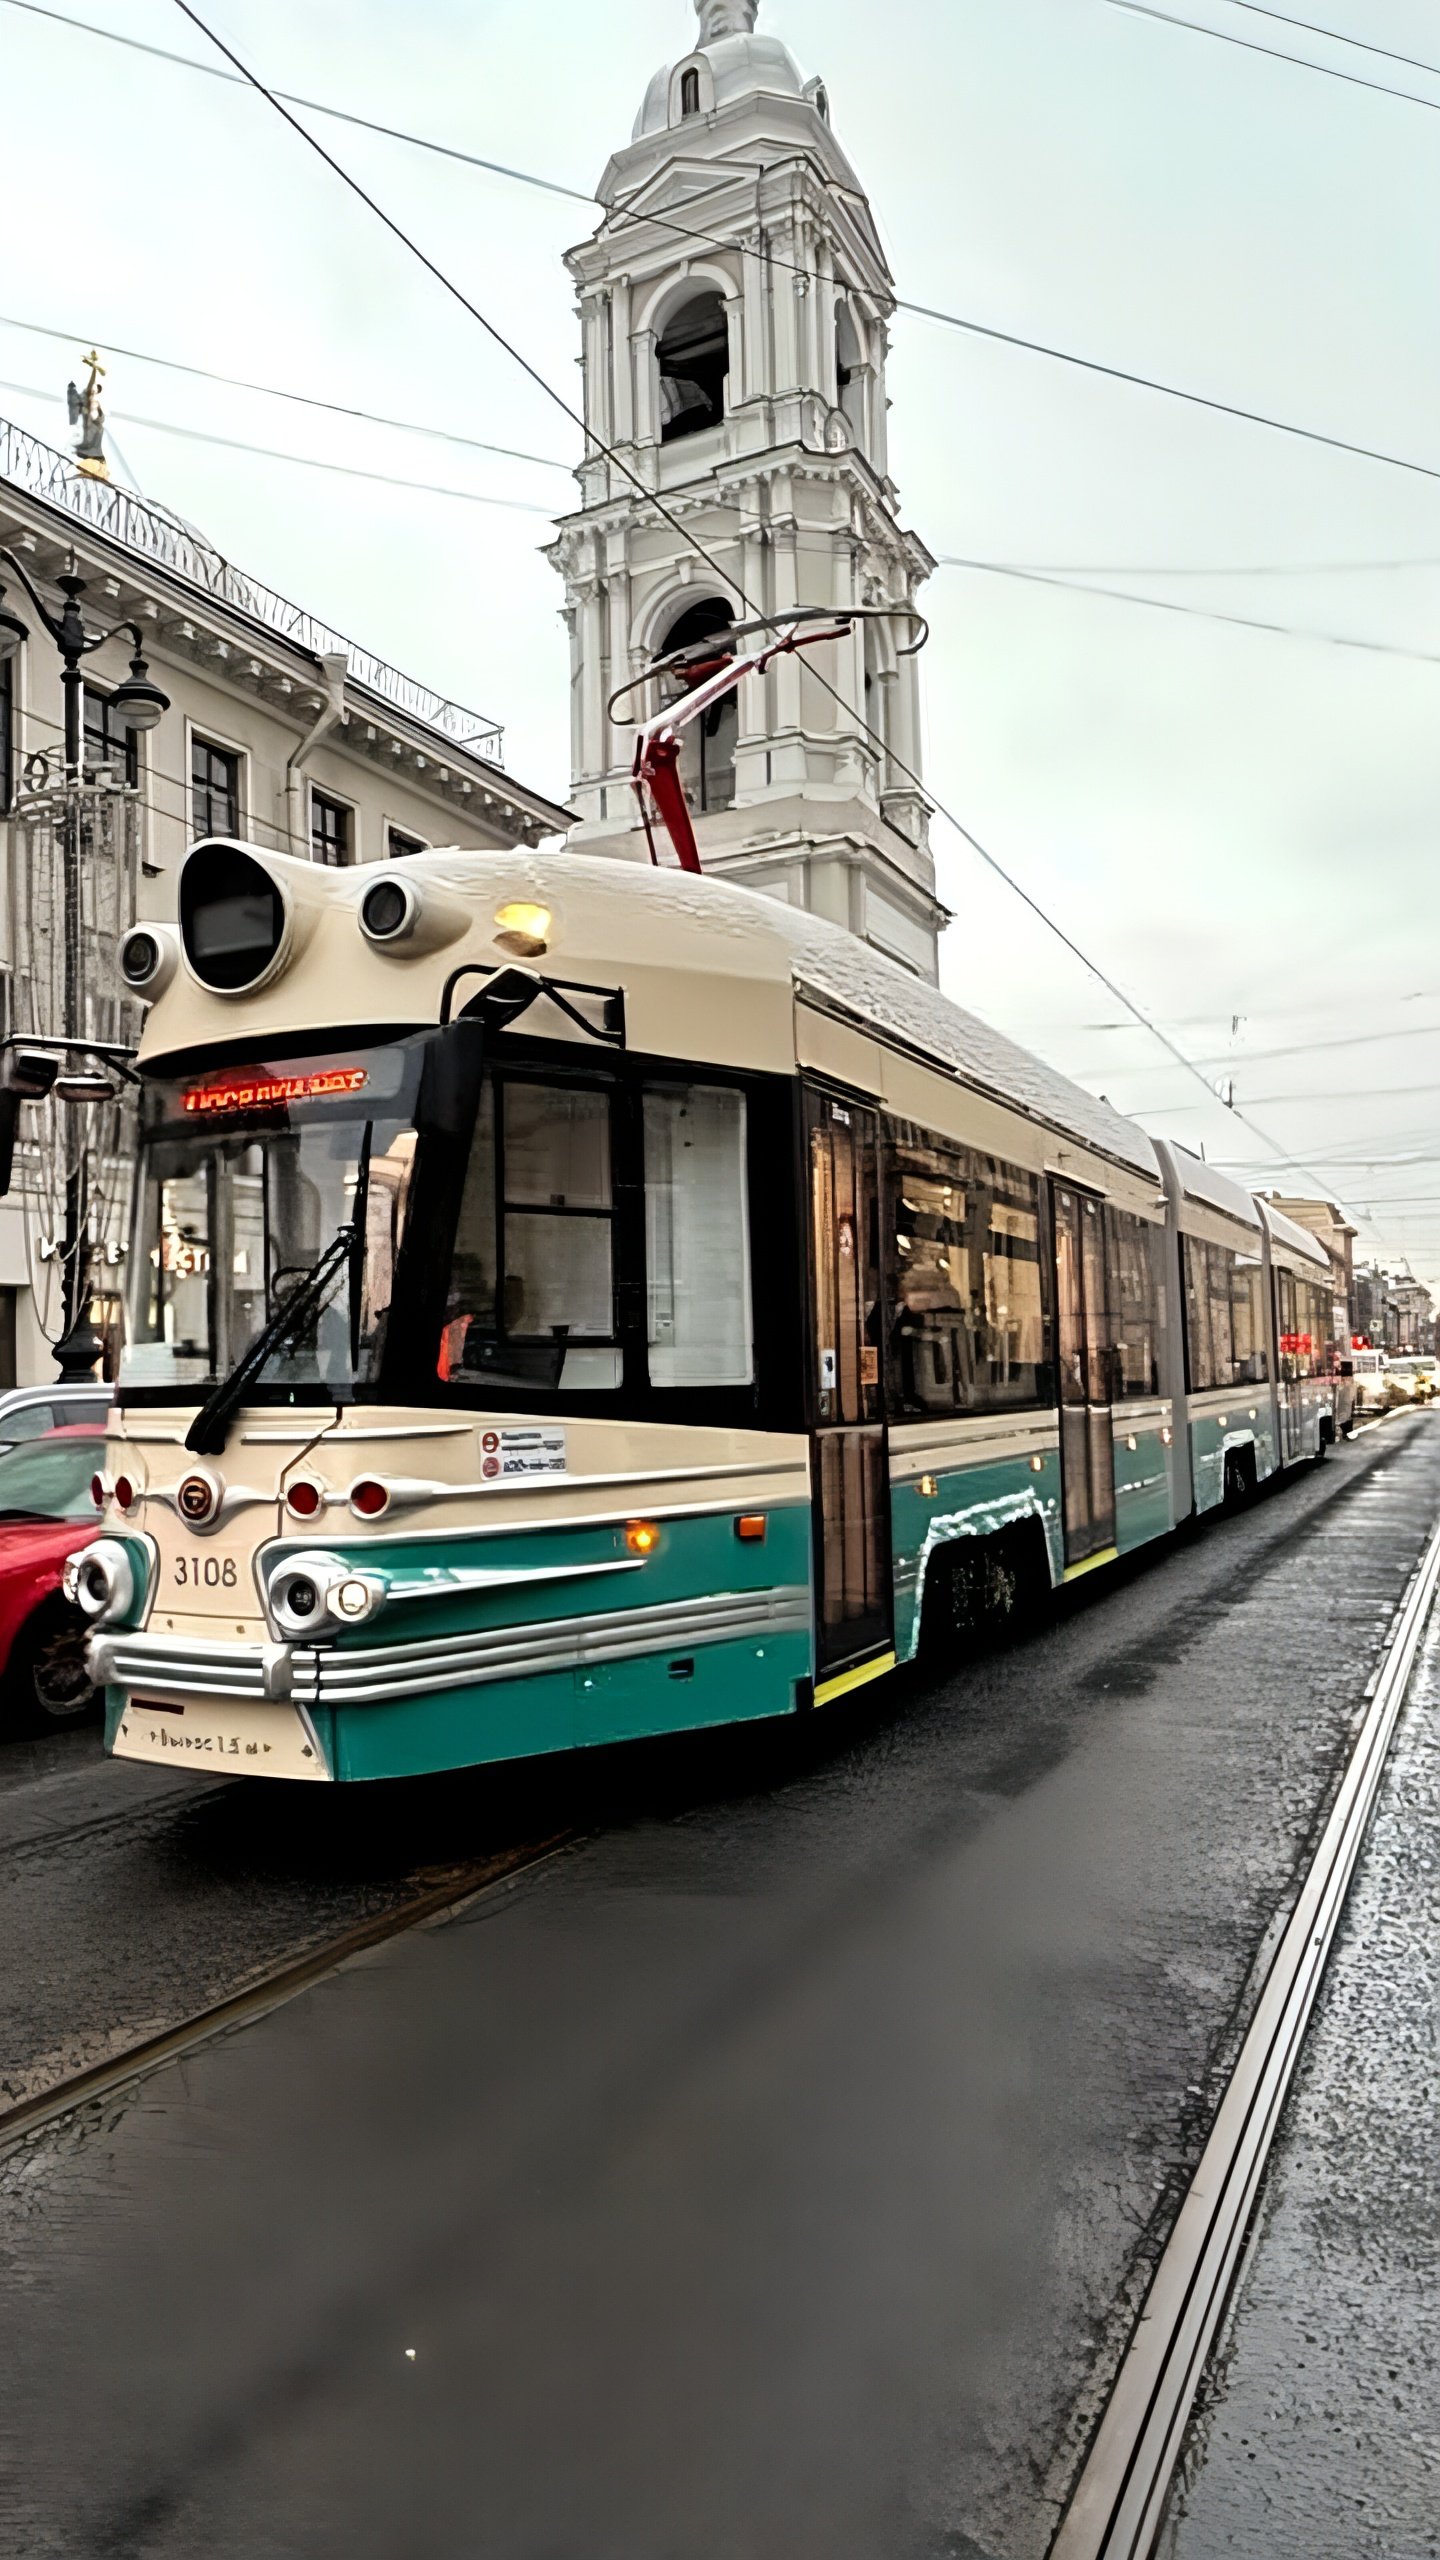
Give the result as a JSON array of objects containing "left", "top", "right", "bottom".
[{"left": 0, "top": 1425, "right": 105, "bottom": 1730}]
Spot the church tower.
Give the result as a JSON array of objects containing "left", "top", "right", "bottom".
[{"left": 548, "top": 0, "right": 944, "bottom": 980}]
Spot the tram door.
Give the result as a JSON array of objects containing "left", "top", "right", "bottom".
[
  {"left": 807, "top": 1093, "right": 892, "bottom": 1690},
  {"left": 1052, "top": 1183, "right": 1116, "bottom": 1568}
]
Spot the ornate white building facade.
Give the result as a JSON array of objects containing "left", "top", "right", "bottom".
[{"left": 548, "top": 0, "right": 944, "bottom": 980}]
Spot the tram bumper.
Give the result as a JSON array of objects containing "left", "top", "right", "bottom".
[{"left": 92, "top": 1631, "right": 332, "bottom": 1780}]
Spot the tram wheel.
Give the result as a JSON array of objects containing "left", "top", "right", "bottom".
[
  {"left": 4, "top": 1603, "right": 100, "bottom": 1732},
  {"left": 918, "top": 1524, "right": 1044, "bottom": 1667}
]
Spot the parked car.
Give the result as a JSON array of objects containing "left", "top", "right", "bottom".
[
  {"left": 1348, "top": 1347, "right": 1389, "bottom": 1421},
  {"left": 1385, "top": 1358, "right": 1435, "bottom": 1406},
  {"left": 0, "top": 1383, "right": 111, "bottom": 1455},
  {"left": 0, "top": 1426, "right": 105, "bottom": 1729}
]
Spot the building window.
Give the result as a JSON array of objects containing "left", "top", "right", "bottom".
[
  {"left": 0, "top": 652, "right": 12, "bottom": 816},
  {"left": 311, "top": 790, "right": 352, "bottom": 867},
  {"left": 658, "top": 598, "right": 736, "bottom": 815},
  {"left": 191, "top": 734, "right": 240, "bottom": 839},
  {"left": 82, "top": 684, "right": 138, "bottom": 787},
  {"left": 387, "top": 826, "right": 426, "bottom": 860},
  {"left": 657, "top": 291, "right": 729, "bottom": 442},
  {"left": 679, "top": 65, "right": 700, "bottom": 116}
]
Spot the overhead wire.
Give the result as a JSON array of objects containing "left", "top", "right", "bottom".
[
  {"left": 1111, "top": 0, "right": 1440, "bottom": 111},
  {"left": 0, "top": 310, "right": 574, "bottom": 476},
  {"left": 155, "top": 0, "right": 1392, "bottom": 1234},
  {"left": 1218, "top": 0, "right": 1440, "bottom": 78},
  {"left": 0, "top": 376, "right": 556, "bottom": 512},
  {"left": 936, "top": 555, "right": 1440, "bottom": 667},
  {"left": 12, "top": 0, "right": 1440, "bottom": 494}
]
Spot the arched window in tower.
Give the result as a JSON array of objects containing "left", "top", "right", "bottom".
[
  {"left": 656, "top": 292, "right": 729, "bottom": 443},
  {"left": 835, "top": 302, "right": 866, "bottom": 450},
  {"left": 659, "top": 598, "right": 737, "bottom": 816},
  {"left": 679, "top": 65, "right": 701, "bottom": 117}
]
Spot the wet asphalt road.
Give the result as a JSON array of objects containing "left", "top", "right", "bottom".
[
  {"left": 0, "top": 1414, "right": 1436, "bottom": 2560},
  {"left": 1159, "top": 1601, "right": 1439, "bottom": 2560}
]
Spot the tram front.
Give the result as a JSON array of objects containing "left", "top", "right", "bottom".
[{"left": 75, "top": 840, "right": 812, "bottom": 1782}]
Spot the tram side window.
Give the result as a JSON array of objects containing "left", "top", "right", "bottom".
[
  {"left": 1230, "top": 1254, "right": 1269, "bottom": 1386},
  {"left": 644, "top": 1085, "right": 752, "bottom": 1385},
  {"left": 1278, "top": 1271, "right": 1329, "bottom": 1380},
  {"left": 1103, "top": 1208, "right": 1162, "bottom": 1397},
  {"left": 886, "top": 1127, "right": 1051, "bottom": 1415},
  {"left": 441, "top": 1077, "right": 620, "bottom": 1393},
  {"left": 1184, "top": 1237, "right": 1270, "bottom": 1391}
]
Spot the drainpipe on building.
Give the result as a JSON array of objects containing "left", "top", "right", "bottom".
[{"left": 283, "top": 651, "right": 348, "bottom": 854}]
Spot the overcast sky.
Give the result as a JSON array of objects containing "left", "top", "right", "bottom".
[{"left": 3, "top": 0, "right": 1438, "bottom": 1289}]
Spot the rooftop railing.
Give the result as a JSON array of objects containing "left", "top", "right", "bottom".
[{"left": 0, "top": 414, "right": 505, "bottom": 762}]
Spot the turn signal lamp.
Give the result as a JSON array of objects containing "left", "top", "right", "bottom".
[
  {"left": 90, "top": 1474, "right": 105, "bottom": 1510},
  {"left": 735, "top": 1513, "right": 768, "bottom": 1542},
  {"left": 350, "top": 1478, "right": 391, "bottom": 1520},
  {"left": 493, "top": 901, "right": 551, "bottom": 959},
  {"left": 114, "top": 1475, "right": 136, "bottom": 1513},
  {"left": 1030, "top": 1454, "right": 1046, "bottom": 1474},
  {"left": 625, "top": 1519, "right": 661, "bottom": 1556},
  {"left": 286, "top": 1479, "right": 323, "bottom": 1519},
  {"left": 917, "top": 1479, "right": 938, "bottom": 1502}
]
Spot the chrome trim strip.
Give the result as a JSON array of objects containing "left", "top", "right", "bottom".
[
  {"left": 299, "top": 1588, "right": 809, "bottom": 1706},
  {"left": 94, "top": 1587, "right": 808, "bottom": 1710}
]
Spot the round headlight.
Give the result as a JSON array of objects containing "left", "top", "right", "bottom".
[
  {"left": 65, "top": 1538, "right": 136, "bottom": 1625},
  {"left": 361, "top": 879, "right": 411, "bottom": 943}
]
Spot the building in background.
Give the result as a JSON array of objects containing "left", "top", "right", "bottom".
[
  {"left": 1350, "top": 1263, "right": 1436, "bottom": 1355},
  {"left": 549, "top": 0, "right": 944, "bottom": 980},
  {"left": 0, "top": 408, "right": 572, "bottom": 1387}
]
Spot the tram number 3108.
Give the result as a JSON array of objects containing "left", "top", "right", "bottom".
[{"left": 172, "top": 1556, "right": 239, "bottom": 1588}]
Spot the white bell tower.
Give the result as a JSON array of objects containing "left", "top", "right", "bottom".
[{"left": 548, "top": 0, "right": 944, "bottom": 980}]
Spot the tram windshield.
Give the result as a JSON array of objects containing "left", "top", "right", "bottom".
[
  {"left": 121, "top": 1039, "right": 425, "bottom": 1397},
  {"left": 120, "top": 1032, "right": 760, "bottom": 1413}
]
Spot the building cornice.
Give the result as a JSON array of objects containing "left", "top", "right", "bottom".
[{"left": 0, "top": 415, "right": 574, "bottom": 844}]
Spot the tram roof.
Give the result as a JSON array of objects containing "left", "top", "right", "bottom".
[
  {"left": 1258, "top": 1199, "right": 1331, "bottom": 1273},
  {"left": 145, "top": 845, "right": 1160, "bottom": 1182},
  {"left": 1158, "top": 1142, "right": 1264, "bottom": 1233}
]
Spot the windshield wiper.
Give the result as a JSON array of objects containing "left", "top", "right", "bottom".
[{"left": 185, "top": 1223, "right": 357, "bottom": 1459}]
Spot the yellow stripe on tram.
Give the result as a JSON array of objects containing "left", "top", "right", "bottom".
[
  {"left": 814, "top": 1649, "right": 897, "bottom": 1708},
  {"left": 1062, "top": 1546, "right": 1120, "bottom": 1585}
]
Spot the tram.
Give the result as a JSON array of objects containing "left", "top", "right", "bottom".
[{"left": 68, "top": 836, "right": 1335, "bottom": 1782}]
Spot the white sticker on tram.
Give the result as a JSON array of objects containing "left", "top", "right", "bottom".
[{"left": 479, "top": 1427, "right": 568, "bottom": 1484}]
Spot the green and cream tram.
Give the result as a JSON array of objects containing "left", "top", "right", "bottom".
[{"left": 71, "top": 840, "right": 1334, "bottom": 1783}]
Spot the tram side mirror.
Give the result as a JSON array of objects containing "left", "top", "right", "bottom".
[{"left": 415, "top": 1016, "right": 485, "bottom": 1139}]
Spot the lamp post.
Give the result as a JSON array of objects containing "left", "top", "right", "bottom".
[{"left": 0, "top": 553, "right": 168, "bottom": 1378}]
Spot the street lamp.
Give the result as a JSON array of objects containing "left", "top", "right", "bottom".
[{"left": 0, "top": 551, "right": 170, "bottom": 1379}]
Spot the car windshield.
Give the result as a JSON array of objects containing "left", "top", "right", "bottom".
[
  {"left": 121, "top": 1039, "right": 426, "bottom": 1398},
  {"left": 0, "top": 1435, "right": 104, "bottom": 1524}
]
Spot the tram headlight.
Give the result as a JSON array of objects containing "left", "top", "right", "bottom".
[
  {"left": 357, "top": 870, "right": 471, "bottom": 957},
  {"left": 267, "top": 1552, "right": 387, "bottom": 1636},
  {"left": 118, "top": 921, "right": 180, "bottom": 1001},
  {"left": 64, "top": 1538, "right": 136, "bottom": 1626}
]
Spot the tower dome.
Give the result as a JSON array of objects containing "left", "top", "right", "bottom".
[{"left": 633, "top": 0, "right": 820, "bottom": 140}]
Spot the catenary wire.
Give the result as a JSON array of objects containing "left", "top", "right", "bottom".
[
  {"left": 0, "top": 311, "right": 574, "bottom": 476},
  {"left": 161, "top": 0, "right": 1385, "bottom": 1234},
  {"left": 1112, "top": 0, "right": 1440, "bottom": 110},
  {"left": 12, "top": 0, "right": 1440, "bottom": 496},
  {"left": 937, "top": 555, "right": 1440, "bottom": 667},
  {"left": 1219, "top": 0, "right": 1440, "bottom": 78},
  {"left": 0, "top": 378, "right": 556, "bottom": 513},
  {"left": 12, "top": 362, "right": 1440, "bottom": 661}
]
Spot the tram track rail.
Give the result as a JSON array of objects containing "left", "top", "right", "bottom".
[
  {"left": 0, "top": 1826, "right": 578, "bottom": 2154},
  {"left": 1048, "top": 1501, "right": 1440, "bottom": 2560}
]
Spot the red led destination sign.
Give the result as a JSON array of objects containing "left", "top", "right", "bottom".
[{"left": 182, "top": 1066, "right": 369, "bottom": 1116}]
